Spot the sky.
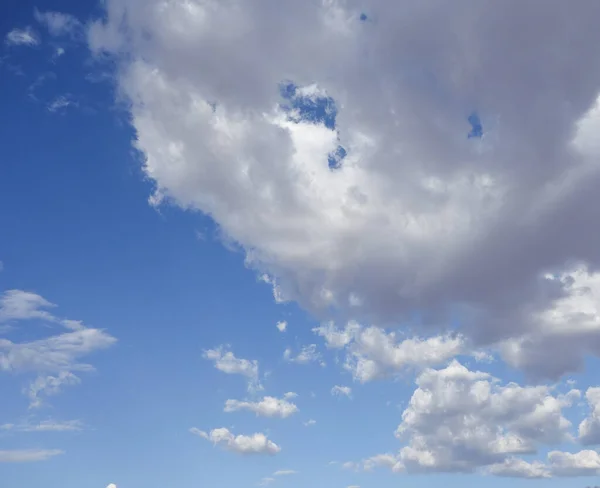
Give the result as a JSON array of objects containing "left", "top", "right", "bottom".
[{"left": 2, "top": 1, "right": 600, "bottom": 487}]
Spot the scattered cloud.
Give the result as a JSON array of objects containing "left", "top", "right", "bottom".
[
  {"left": 190, "top": 427, "right": 281, "bottom": 455},
  {"left": 276, "top": 320, "right": 287, "bottom": 332},
  {"left": 0, "top": 449, "right": 63, "bottom": 462},
  {"left": 203, "top": 346, "right": 262, "bottom": 392},
  {"left": 34, "top": 9, "right": 82, "bottom": 38},
  {"left": 47, "top": 95, "right": 77, "bottom": 113},
  {"left": 303, "top": 419, "right": 316, "bottom": 427},
  {"left": 489, "top": 450, "right": 600, "bottom": 478},
  {"left": 315, "top": 322, "right": 467, "bottom": 382},
  {"left": 283, "top": 344, "right": 323, "bottom": 365},
  {"left": 5, "top": 27, "right": 39, "bottom": 47},
  {"left": 0, "top": 289, "right": 116, "bottom": 407},
  {"left": 1, "top": 419, "right": 82, "bottom": 432},
  {"left": 331, "top": 385, "right": 351, "bottom": 398},
  {"left": 283, "top": 391, "right": 297, "bottom": 400},
  {"left": 224, "top": 396, "right": 298, "bottom": 418}
]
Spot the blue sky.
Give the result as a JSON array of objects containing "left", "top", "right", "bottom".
[{"left": 2, "top": 2, "right": 600, "bottom": 488}]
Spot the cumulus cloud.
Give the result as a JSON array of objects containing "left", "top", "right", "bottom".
[
  {"left": 0, "top": 290, "right": 116, "bottom": 407},
  {"left": 87, "top": 0, "right": 600, "bottom": 380},
  {"left": 314, "top": 321, "right": 467, "bottom": 382},
  {"left": 356, "top": 360, "right": 578, "bottom": 474},
  {"left": 190, "top": 427, "right": 280, "bottom": 455},
  {"left": 224, "top": 395, "right": 298, "bottom": 418},
  {"left": 331, "top": 385, "right": 352, "bottom": 398},
  {"left": 276, "top": 320, "right": 287, "bottom": 332},
  {"left": 5, "top": 27, "right": 39, "bottom": 46},
  {"left": 0, "top": 449, "right": 63, "bottom": 462},
  {"left": 203, "top": 346, "right": 261, "bottom": 392},
  {"left": 579, "top": 387, "right": 600, "bottom": 445}
]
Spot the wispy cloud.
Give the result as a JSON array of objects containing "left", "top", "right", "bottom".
[
  {"left": 5, "top": 27, "right": 39, "bottom": 47},
  {"left": 0, "top": 449, "right": 63, "bottom": 463}
]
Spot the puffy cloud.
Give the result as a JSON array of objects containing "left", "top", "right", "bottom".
[
  {"left": 283, "top": 344, "right": 322, "bottom": 365},
  {"left": 0, "top": 449, "right": 63, "bottom": 462},
  {"left": 106, "top": 484, "right": 117, "bottom": 488},
  {"left": 490, "top": 450, "right": 600, "bottom": 478},
  {"left": 276, "top": 321, "right": 287, "bottom": 332},
  {"left": 224, "top": 395, "right": 298, "bottom": 418},
  {"left": 190, "top": 427, "right": 281, "bottom": 455},
  {"left": 314, "top": 321, "right": 466, "bottom": 382},
  {"left": 331, "top": 385, "right": 352, "bottom": 398},
  {"left": 579, "top": 387, "right": 600, "bottom": 445},
  {"left": 488, "top": 457, "right": 551, "bottom": 479},
  {"left": 0, "top": 290, "right": 116, "bottom": 407},
  {"left": 5, "top": 27, "right": 39, "bottom": 46},
  {"left": 202, "top": 346, "right": 261, "bottom": 392},
  {"left": 88, "top": 0, "right": 600, "bottom": 379},
  {"left": 357, "top": 361, "right": 577, "bottom": 474}
]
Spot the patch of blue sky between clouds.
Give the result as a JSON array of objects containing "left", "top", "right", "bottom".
[
  {"left": 279, "top": 81, "right": 347, "bottom": 169},
  {"left": 467, "top": 112, "right": 483, "bottom": 139}
]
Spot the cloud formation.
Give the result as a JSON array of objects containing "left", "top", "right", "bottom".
[
  {"left": 224, "top": 395, "right": 298, "bottom": 418},
  {"left": 190, "top": 427, "right": 281, "bottom": 455},
  {"left": 0, "top": 449, "right": 63, "bottom": 463},
  {"left": 88, "top": 0, "right": 600, "bottom": 382},
  {"left": 5, "top": 27, "right": 39, "bottom": 46}
]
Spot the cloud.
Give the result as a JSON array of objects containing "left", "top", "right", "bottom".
[
  {"left": 358, "top": 360, "right": 578, "bottom": 474},
  {"left": 34, "top": 9, "right": 82, "bottom": 38},
  {"left": 0, "top": 289, "right": 116, "bottom": 407},
  {"left": 331, "top": 385, "right": 351, "bottom": 398},
  {"left": 0, "top": 449, "right": 63, "bottom": 462},
  {"left": 88, "top": 0, "right": 600, "bottom": 380},
  {"left": 283, "top": 391, "right": 297, "bottom": 399},
  {"left": 0, "top": 419, "right": 83, "bottom": 432},
  {"left": 314, "top": 321, "right": 467, "bottom": 382},
  {"left": 579, "top": 387, "right": 600, "bottom": 445},
  {"left": 190, "top": 427, "right": 280, "bottom": 455},
  {"left": 276, "top": 320, "right": 287, "bottom": 332},
  {"left": 202, "top": 346, "right": 262, "bottom": 392},
  {"left": 5, "top": 27, "right": 39, "bottom": 46},
  {"left": 304, "top": 419, "right": 316, "bottom": 426},
  {"left": 106, "top": 484, "right": 117, "bottom": 488},
  {"left": 273, "top": 470, "right": 297, "bottom": 476},
  {"left": 224, "top": 396, "right": 298, "bottom": 418},
  {"left": 283, "top": 344, "right": 322, "bottom": 365},
  {"left": 47, "top": 95, "right": 77, "bottom": 113},
  {"left": 489, "top": 450, "right": 600, "bottom": 478}
]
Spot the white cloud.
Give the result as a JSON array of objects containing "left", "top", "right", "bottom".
[
  {"left": 331, "top": 385, "right": 351, "bottom": 398},
  {"left": 315, "top": 321, "right": 467, "bottom": 382},
  {"left": 283, "top": 391, "right": 297, "bottom": 399},
  {"left": 0, "top": 449, "right": 63, "bottom": 462},
  {"left": 276, "top": 320, "right": 287, "bottom": 332},
  {"left": 357, "top": 361, "right": 577, "bottom": 474},
  {"left": 88, "top": 0, "right": 600, "bottom": 380},
  {"left": 304, "top": 419, "right": 316, "bottom": 427},
  {"left": 47, "top": 95, "right": 76, "bottom": 113},
  {"left": 489, "top": 450, "right": 600, "bottom": 478},
  {"left": 203, "top": 346, "right": 261, "bottom": 392},
  {"left": 273, "top": 469, "right": 297, "bottom": 476},
  {"left": 283, "top": 344, "right": 322, "bottom": 365},
  {"left": 488, "top": 457, "right": 551, "bottom": 478},
  {"left": 34, "top": 10, "right": 82, "bottom": 38},
  {"left": 1, "top": 419, "right": 83, "bottom": 432},
  {"left": 190, "top": 427, "right": 281, "bottom": 455},
  {"left": 106, "top": 484, "right": 117, "bottom": 488},
  {"left": 579, "top": 387, "right": 600, "bottom": 445},
  {"left": 5, "top": 27, "right": 39, "bottom": 46},
  {"left": 0, "top": 290, "right": 116, "bottom": 407},
  {"left": 224, "top": 396, "right": 298, "bottom": 418}
]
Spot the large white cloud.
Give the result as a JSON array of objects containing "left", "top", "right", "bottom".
[
  {"left": 579, "top": 387, "right": 600, "bottom": 445},
  {"left": 354, "top": 360, "right": 580, "bottom": 474},
  {"left": 86, "top": 0, "right": 600, "bottom": 380},
  {"left": 190, "top": 427, "right": 281, "bottom": 455}
]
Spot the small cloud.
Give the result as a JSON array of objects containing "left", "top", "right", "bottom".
[
  {"left": 303, "top": 419, "right": 316, "bottom": 426},
  {"left": 0, "top": 449, "right": 63, "bottom": 463},
  {"left": 283, "top": 391, "right": 297, "bottom": 399},
  {"left": 106, "top": 484, "right": 117, "bottom": 488},
  {"left": 5, "top": 27, "right": 39, "bottom": 47},
  {"left": 276, "top": 320, "right": 287, "bottom": 332},
  {"left": 331, "top": 385, "right": 352, "bottom": 398},
  {"left": 34, "top": 10, "right": 82, "bottom": 38},
  {"left": 47, "top": 95, "right": 76, "bottom": 113},
  {"left": 273, "top": 470, "right": 297, "bottom": 476}
]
